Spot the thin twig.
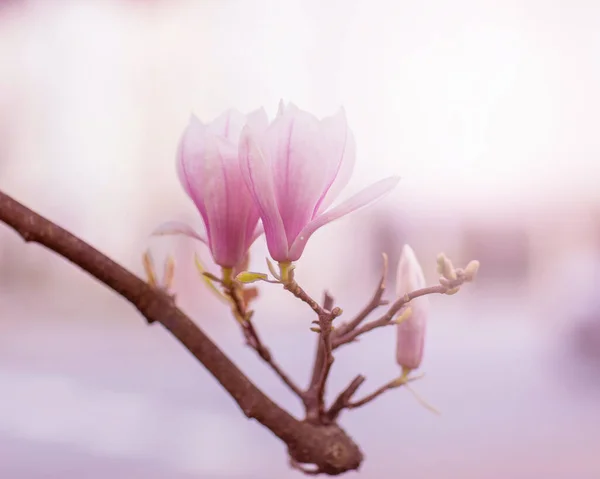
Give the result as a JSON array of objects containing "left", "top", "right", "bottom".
[
  {"left": 334, "top": 253, "right": 389, "bottom": 339},
  {"left": 226, "top": 283, "right": 304, "bottom": 399},
  {"left": 245, "top": 319, "right": 305, "bottom": 398},
  {"left": 284, "top": 280, "right": 328, "bottom": 316},
  {"left": 346, "top": 375, "right": 421, "bottom": 410},
  {"left": 327, "top": 374, "right": 366, "bottom": 421},
  {"left": 332, "top": 285, "right": 447, "bottom": 349}
]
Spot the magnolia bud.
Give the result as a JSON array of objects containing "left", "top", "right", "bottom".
[
  {"left": 397, "top": 245, "right": 426, "bottom": 295},
  {"left": 436, "top": 253, "right": 457, "bottom": 281},
  {"left": 463, "top": 260, "right": 480, "bottom": 281},
  {"left": 396, "top": 245, "right": 429, "bottom": 373}
]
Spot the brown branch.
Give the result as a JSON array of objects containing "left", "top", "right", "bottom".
[
  {"left": 332, "top": 285, "right": 447, "bottom": 349},
  {"left": 333, "top": 253, "right": 389, "bottom": 339},
  {"left": 0, "top": 191, "right": 363, "bottom": 475}
]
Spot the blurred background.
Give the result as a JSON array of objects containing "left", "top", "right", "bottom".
[{"left": 1, "top": 0, "right": 600, "bottom": 477}]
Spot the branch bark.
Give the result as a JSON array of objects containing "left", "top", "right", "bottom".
[{"left": 0, "top": 191, "right": 363, "bottom": 475}]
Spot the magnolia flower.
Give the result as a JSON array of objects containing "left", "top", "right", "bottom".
[
  {"left": 239, "top": 101, "right": 399, "bottom": 263},
  {"left": 153, "top": 109, "right": 267, "bottom": 269},
  {"left": 396, "top": 244, "right": 429, "bottom": 373}
]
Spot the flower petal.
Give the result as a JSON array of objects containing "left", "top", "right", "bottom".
[
  {"left": 246, "top": 107, "right": 269, "bottom": 133},
  {"left": 396, "top": 244, "right": 426, "bottom": 295},
  {"left": 266, "top": 105, "right": 332, "bottom": 244},
  {"left": 151, "top": 221, "right": 208, "bottom": 244},
  {"left": 250, "top": 222, "right": 265, "bottom": 245},
  {"left": 177, "top": 115, "right": 212, "bottom": 237},
  {"left": 239, "top": 126, "right": 289, "bottom": 261},
  {"left": 276, "top": 99, "right": 286, "bottom": 117},
  {"left": 201, "top": 136, "right": 259, "bottom": 268},
  {"left": 176, "top": 114, "right": 205, "bottom": 199},
  {"left": 289, "top": 176, "right": 400, "bottom": 261},
  {"left": 206, "top": 109, "right": 248, "bottom": 142},
  {"left": 313, "top": 107, "right": 357, "bottom": 216}
]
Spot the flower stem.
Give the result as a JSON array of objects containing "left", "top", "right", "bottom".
[
  {"left": 221, "top": 267, "right": 234, "bottom": 286},
  {"left": 278, "top": 261, "right": 292, "bottom": 284}
]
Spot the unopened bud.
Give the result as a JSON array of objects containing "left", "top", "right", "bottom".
[
  {"left": 396, "top": 245, "right": 428, "bottom": 372},
  {"left": 396, "top": 245, "right": 426, "bottom": 296},
  {"left": 463, "top": 260, "right": 480, "bottom": 281},
  {"left": 436, "top": 253, "right": 457, "bottom": 281},
  {"left": 396, "top": 303, "right": 427, "bottom": 372}
]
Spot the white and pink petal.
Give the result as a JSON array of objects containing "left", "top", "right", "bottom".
[{"left": 289, "top": 176, "right": 400, "bottom": 260}]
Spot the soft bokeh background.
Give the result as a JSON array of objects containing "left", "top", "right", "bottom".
[{"left": 1, "top": 0, "right": 600, "bottom": 477}]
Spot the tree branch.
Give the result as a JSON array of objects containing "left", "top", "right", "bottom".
[
  {"left": 0, "top": 191, "right": 363, "bottom": 475},
  {"left": 332, "top": 285, "right": 447, "bottom": 349},
  {"left": 333, "top": 253, "right": 389, "bottom": 339}
]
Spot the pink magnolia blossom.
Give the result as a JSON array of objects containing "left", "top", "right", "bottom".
[
  {"left": 153, "top": 109, "right": 268, "bottom": 269},
  {"left": 395, "top": 244, "right": 429, "bottom": 372},
  {"left": 239, "top": 101, "right": 400, "bottom": 263}
]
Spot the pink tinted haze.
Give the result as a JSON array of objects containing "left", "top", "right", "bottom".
[
  {"left": 395, "top": 244, "right": 429, "bottom": 372},
  {"left": 239, "top": 101, "right": 400, "bottom": 262},
  {"left": 153, "top": 109, "right": 268, "bottom": 268}
]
